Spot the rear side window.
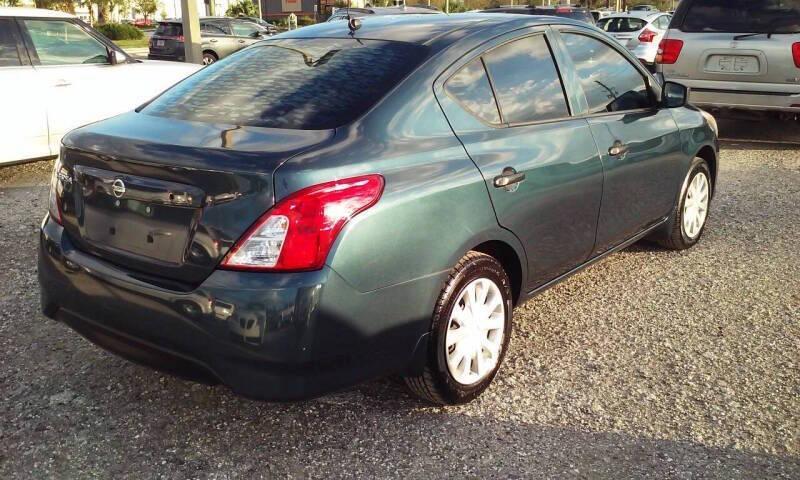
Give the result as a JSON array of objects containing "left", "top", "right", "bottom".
[
  {"left": 483, "top": 35, "right": 569, "bottom": 124},
  {"left": 561, "top": 33, "right": 652, "bottom": 114},
  {"left": 597, "top": 17, "right": 647, "bottom": 32},
  {"left": 201, "top": 22, "right": 227, "bottom": 34},
  {"left": 142, "top": 39, "right": 428, "bottom": 130},
  {"left": 231, "top": 21, "right": 261, "bottom": 36},
  {"left": 445, "top": 58, "right": 501, "bottom": 125},
  {"left": 679, "top": 0, "right": 800, "bottom": 33},
  {"left": 0, "top": 19, "right": 22, "bottom": 67},
  {"left": 155, "top": 23, "right": 182, "bottom": 36}
]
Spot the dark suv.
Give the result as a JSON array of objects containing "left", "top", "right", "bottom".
[{"left": 148, "top": 17, "right": 270, "bottom": 65}]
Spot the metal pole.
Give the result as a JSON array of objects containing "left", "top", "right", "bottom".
[
  {"left": 181, "top": 0, "right": 202, "bottom": 64},
  {"left": 257, "top": 0, "right": 263, "bottom": 20}
]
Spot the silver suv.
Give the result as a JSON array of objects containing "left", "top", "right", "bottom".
[{"left": 657, "top": 0, "right": 800, "bottom": 116}]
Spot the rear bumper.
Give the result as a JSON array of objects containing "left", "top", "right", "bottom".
[
  {"left": 38, "top": 216, "right": 434, "bottom": 401},
  {"left": 674, "top": 79, "right": 800, "bottom": 112}
]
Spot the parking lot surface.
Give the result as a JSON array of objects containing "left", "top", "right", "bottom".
[{"left": 1, "top": 120, "right": 798, "bottom": 479}]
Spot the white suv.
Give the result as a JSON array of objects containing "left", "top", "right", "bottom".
[
  {"left": 0, "top": 8, "right": 201, "bottom": 165},
  {"left": 656, "top": 0, "right": 800, "bottom": 117}
]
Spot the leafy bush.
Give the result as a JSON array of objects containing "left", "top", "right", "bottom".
[
  {"left": 226, "top": 0, "right": 258, "bottom": 17},
  {"left": 96, "top": 23, "right": 144, "bottom": 40},
  {"left": 297, "top": 15, "right": 315, "bottom": 26}
]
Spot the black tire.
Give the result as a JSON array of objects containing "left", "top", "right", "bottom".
[
  {"left": 202, "top": 51, "right": 218, "bottom": 65},
  {"left": 403, "top": 251, "right": 513, "bottom": 405},
  {"left": 654, "top": 157, "right": 712, "bottom": 250}
]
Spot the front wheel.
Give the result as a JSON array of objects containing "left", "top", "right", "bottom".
[
  {"left": 655, "top": 157, "right": 712, "bottom": 250},
  {"left": 404, "top": 251, "right": 513, "bottom": 405},
  {"left": 202, "top": 52, "right": 218, "bottom": 65}
]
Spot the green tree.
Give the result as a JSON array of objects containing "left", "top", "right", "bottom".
[
  {"left": 226, "top": 0, "right": 258, "bottom": 17},
  {"left": 1, "top": 0, "right": 22, "bottom": 7},
  {"left": 134, "top": 0, "right": 158, "bottom": 21}
]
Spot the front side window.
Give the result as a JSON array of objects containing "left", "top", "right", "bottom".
[
  {"left": 0, "top": 19, "right": 22, "bottom": 67},
  {"left": 143, "top": 38, "right": 428, "bottom": 130},
  {"left": 561, "top": 33, "right": 652, "bottom": 114},
  {"left": 483, "top": 35, "right": 570, "bottom": 124},
  {"left": 24, "top": 20, "right": 108, "bottom": 65},
  {"left": 445, "top": 58, "right": 501, "bottom": 125},
  {"left": 231, "top": 21, "right": 261, "bottom": 37}
]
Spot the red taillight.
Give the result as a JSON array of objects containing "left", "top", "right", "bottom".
[
  {"left": 656, "top": 38, "right": 684, "bottom": 65},
  {"left": 638, "top": 28, "right": 657, "bottom": 43},
  {"left": 177, "top": 35, "right": 184, "bottom": 42},
  {"left": 221, "top": 175, "right": 385, "bottom": 272},
  {"left": 555, "top": 7, "right": 571, "bottom": 13},
  {"left": 48, "top": 157, "right": 64, "bottom": 225},
  {"left": 793, "top": 42, "right": 800, "bottom": 68}
]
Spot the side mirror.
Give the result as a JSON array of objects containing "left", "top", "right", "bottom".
[
  {"left": 107, "top": 48, "right": 122, "bottom": 65},
  {"left": 662, "top": 81, "right": 687, "bottom": 108},
  {"left": 250, "top": 31, "right": 263, "bottom": 38}
]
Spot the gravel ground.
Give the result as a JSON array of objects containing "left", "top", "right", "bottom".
[{"left": 0, "top": 121, "right": 798, "bottom": 478}]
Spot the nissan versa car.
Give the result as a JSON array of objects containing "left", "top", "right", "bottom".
[{"left": 39, "top": 14, "right": 718, "bottom": 405}]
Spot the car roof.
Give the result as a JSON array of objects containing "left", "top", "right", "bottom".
[
  {"left": 0, "top": 7, "right": 74, "bottom": 18},
  {"left": 604, "top": 11, "right": 662, "bottom": 20},
  {"left": 280, "top": 12, "right": 585, "bottom": 46}
]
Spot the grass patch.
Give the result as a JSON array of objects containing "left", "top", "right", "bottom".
[{"left": 113, "top": 38, "right": 149, "bottom": 49}]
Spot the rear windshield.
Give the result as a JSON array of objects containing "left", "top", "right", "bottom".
[
  {"left": 155, "top": 23, "right": 182, "bottom": 36},
  {"left": 142, "top": 38, "right": 428, "bottom": 130},
  {"left": 680, "top": 0, "right": 800, "bottom": 33},
  {"left": 597, "top": 17, "right": 647, "bottom": 32}
]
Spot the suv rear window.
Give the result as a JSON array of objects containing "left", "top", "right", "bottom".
[
  {"left": 155, "top": 23, "right": 182, "bottom": 36},
  {"left": 678, "top": 0, "right": 800, "bottom": 33},
  {"left": 142, "top": 38, "right": 428, "bottom": 130},
  {"left": 597, "top": 17, "right": 647, "bottom": 32}
]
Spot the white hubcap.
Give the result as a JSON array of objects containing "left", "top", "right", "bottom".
[
  {"left": 682, "top": 171, "right": 709, "bottom": 239},
  {"left": 445, "top": 278, "right": 505, "bottom": 385},
  {"left": 203, "top": 56, "right": 214, "bottom": 65}
]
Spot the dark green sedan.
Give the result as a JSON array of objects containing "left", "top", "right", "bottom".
[{"left": 39, "top": 14, "right": 718, "bottom": 405}]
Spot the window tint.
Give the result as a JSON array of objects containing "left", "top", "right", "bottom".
[
  {"left": 231, "top": 21, "right": 261, "bottom": 36},
  {"left": 562, "top": 33, "right": 652, "bottom": 114},
  {"left": 155, "top": 23, "right": 182, "bottom": 36},
  {"left": 201, "top": 22, "right": 226, "bottom": 34},
  {"left": 445, "top": 58, "right": 501, "bottom": 125},
  {"left": 143, "top": 39, "right": 428, "bottom": 130},
  {"left": 681, "top": 0, "right": 800, "bottom": 33},
  {"left": 483, "top": 35, "right": 569, "bottom": 124},
  {"left": 24, "top": 20, "right": 108, "bottom": 65},
  {"left": 0, "top": 19, "right": 22, "bottom": 67},
  {"left": 597, "top": 17, "right": 647, "bottom": 32}
]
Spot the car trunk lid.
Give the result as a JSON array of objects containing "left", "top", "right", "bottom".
[{"left": 59, "top": 112, "right": 334, "bottom": 288}]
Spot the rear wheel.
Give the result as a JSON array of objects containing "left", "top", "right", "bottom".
[
  {"left": 404, "top": 251, "right": 513, "bottom": 405},
  {"left": 202, "top": 51, "right": 218, "bottom": 65},
  {"left": 655, "top": 157, "right": 712, "bottom": 250}
]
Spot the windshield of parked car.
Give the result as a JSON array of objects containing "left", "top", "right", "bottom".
[
  {"left": 597, "top": 17, "right": 647, "bottom": 32},
  {"left": 141, "top": 38, "right": 428, "bottom": 130},
  {"left": 680, "top": 0, "right": 800, "bottom": 33}
]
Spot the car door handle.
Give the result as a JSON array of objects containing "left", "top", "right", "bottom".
[
  {"left": 608, "top": 141, "right": 629, "bottom": 156},
  {"left": 493, "top": 167, "right": 526, "bottom": 189},
  {"left": 54, "top": 79, "right": 71, "bottom": 87},
  {"left": 238, "top": 39, "right": 246, "bottom": 43},
  {"left": 209, "top": 39, "right": 218, "bottom": 43}
]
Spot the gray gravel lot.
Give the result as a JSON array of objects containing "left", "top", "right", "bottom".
[{"left": 0, "top": 120, "right": 798, "bottom": 479}]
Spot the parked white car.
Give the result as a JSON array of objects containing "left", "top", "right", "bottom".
[
  {"left": 596, "top": 11, "right": 672, "bottom": 68},
  {"left": 0, "top": 8, "right": 200, "bottom": 165}
]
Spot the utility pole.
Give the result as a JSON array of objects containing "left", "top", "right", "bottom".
[{"left": 181, "top": 0, "right": 202, "bottom": 64}]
